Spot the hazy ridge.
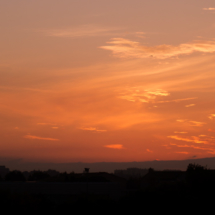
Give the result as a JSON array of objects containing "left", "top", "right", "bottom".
[{"left": 1, "top": 157, "right": 215, "bottom": 173}]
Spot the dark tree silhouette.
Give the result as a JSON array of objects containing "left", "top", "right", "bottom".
[
  {"left": 5, "top": 170, "right": 26, "bottom": 181},
  {"left": 148, "top": 167, "right": 154, "bottom": 173},
  {"left": 28, "top": 171, "right": 50, "bottom": 181},
  {"left": 185, "top": 163, "right": 215, "bottom": 194},
  {"left": 186, "top": 163, "right": 207, "bottom": 173}
]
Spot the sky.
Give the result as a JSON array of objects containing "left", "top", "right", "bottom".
[{"left": 1, "top": 0, "right": 215, "bottom": 164}]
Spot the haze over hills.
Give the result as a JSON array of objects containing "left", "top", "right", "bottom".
[{"left": 1, "top": 157, "right": 215, "bottom": 173}]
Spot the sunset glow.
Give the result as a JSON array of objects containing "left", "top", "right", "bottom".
[{"left": 1, "top": 0, "right": 215, "bottom": 164}]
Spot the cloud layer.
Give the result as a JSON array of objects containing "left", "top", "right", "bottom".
[
  {"left": 203, "top": 8, "right": 215, "bottom": 10},
  {"left": 24, "top": 135, "right": 59, "bottom": 141},
  {"left": 100, "top": 38, "right": 215, "bottom": 59},
  {"left": 104, "top": 144, "right": 124, "bottom": 149}
]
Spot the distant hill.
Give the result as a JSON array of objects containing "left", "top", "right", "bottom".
[{"left": 1, "top": 156, "right": 215, "bottom": 173}]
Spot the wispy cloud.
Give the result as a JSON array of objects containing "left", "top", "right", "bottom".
[
  {"left": 147, "top": 149, "right": 153, "bottom": 153},
  {"left": 79, "top": 127, "right": 107, "bottom": 132},
  {"left": 40, "top": 25, "right": 121, "bottom": 38},
  {"left": 24, "top": 135, "right": 59, "bottom": 141},
  {"left": 104, "top": 144, "right": 124, "bottom": 149},
  {"left": 185, "top": 104, "right": 195, "bottom": 107},
  {"left": 176, "top": 119, "right": 206, "bottom": 127},
  {"left": 171, "top": 143, "right": 215, "bottom": 153},
  {"left": 176, "top": 119, "right": 187, "bottom": 123},
  {"left": 209, "top": 129, "right": 215, "bottom": 132},
  {"left": 100, "top": 38, "right": 215, "bottom": 59},
  {"left": 170, "top": 143, "right": 190, "bottom": 147},
  {"left": 203, "top": 8, "right": 215, "bottom": 11},
  {"left": 156, "top": 97, "right": 197, "bottom": 104},
  {"left": 135, "top": 32, "right": 146, "bottom": 38},
  {"left": 189, "top": 121, "right": 206, "bottom": 127},
  {"left": 119, "top": 87, "right": 198, "bottom": 105},
  {"left": 119, "top": 88, "right": 169, "bottom": 103},
  {"left": 145, "top": 89, "right": 169, "bottom": 97},
  {"left": 168, "top": 135, "right": 207, "bottom": 144},
  {"left": 209, "top": 114, "right": 215, "bottom": 120}
]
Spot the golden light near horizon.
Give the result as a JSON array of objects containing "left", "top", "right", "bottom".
[{"left": 1, "top": 0, "right": 215, "bottom": 163}]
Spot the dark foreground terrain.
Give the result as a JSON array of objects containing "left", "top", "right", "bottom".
[{"left": 0, "top": 163, "right": 214, "bottom": 213}]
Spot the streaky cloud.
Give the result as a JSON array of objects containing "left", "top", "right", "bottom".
[
  {"left": 168, "top": 135, "right": 207, "bottom": 144},
  {"left": 147, "top": 149, "right": 153, "bottom": 153},
  {"left": 100, "top": 38, "right": 215, "bottom": 59},
  {"left": 119, "top": 88, "right": 169, "bottom": 103},
  {"left": 185, "top": 104, "right": 195, "bottom": 107},
  {"left": 209, "top": 114, "right": 215, "bottom": 120},
  {"left": 156, "top": 97, "right": 197, "bottom": 104},
  {"left": 176, "top": 119, "right": 206, "bottom": 127},
  {"left": 79, "top": 127, "right": 107, "bottom": 132},
  {"left": 170, "top": 143, "right": 215, "bottom": 153},
  {"left": 24, "top": 135, "right": 59, "bottom": 141},
  {"left": 203, "top": 8, "right": 215, "bottom": 10},
  {"left": 104, "top": 144, "right": 124, "bottom": 149},
  {"left": 189, "top": 121, "right": 206, "bottom": 127}
]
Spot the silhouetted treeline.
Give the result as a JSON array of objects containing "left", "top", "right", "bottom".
[
  {"left": 186, "top": 163, "right": 215, "bottom": 191},
  {"left": 1, "top": 163, "right": 215, "bottom": 186},
  {"left": 5, "top": 170, "right": 26, "bottom": 181},
  {"left": 3, "top": 169, "right": 60, "bottom": 182},
  {"left": 114, "top": 167, "right": 148, "bottom": 179},
  {"left": 2, "top": 170, "right": 115, "bottom": 182}
]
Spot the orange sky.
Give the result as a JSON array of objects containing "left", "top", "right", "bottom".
[{"left": 1, "top": 0, "right": 215, "bottom": 163}]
